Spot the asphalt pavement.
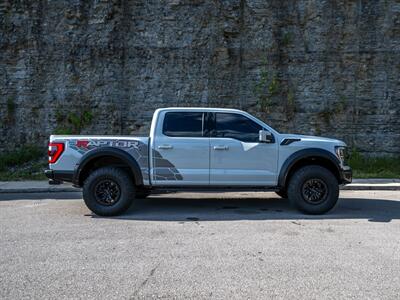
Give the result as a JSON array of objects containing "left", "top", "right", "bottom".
[{"left": 1, "top": 190, "right": 400, "bottom": 299}]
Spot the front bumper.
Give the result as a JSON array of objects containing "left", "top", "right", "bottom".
[
  {"left": 45, "top": 169, "right": 74, "bottom": 185},
  {"left": 340, "top": 166, "right": 352, "bottom": 184}
]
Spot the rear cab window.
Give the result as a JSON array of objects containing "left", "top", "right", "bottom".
[{"left": 163, "top": 112, "right": 205, "bottom": 137}]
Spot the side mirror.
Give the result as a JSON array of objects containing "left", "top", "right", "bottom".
[{"left": 259, "top": 129, "right": 274, "bottom": 143}]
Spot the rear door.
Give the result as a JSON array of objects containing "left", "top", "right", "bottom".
[
  {"left": 209, "top": 112, "right": 278, "bottom": 186},
  {"left": 152, "top": 111, "right": 210, "bottom": 186}
]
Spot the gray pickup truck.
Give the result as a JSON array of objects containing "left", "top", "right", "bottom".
[{"left": 46, "top": 107, "right": 352, "bottom": 216}]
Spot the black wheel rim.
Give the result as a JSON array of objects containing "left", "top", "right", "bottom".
[
  {"left": 94, "top": 179, "right": 121, "bottom": 206},
  {"left": 301, "top": 178, "right": 328, "bottom": 205}
]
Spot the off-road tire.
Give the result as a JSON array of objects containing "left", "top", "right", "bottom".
[
  {"left": 83, "top": 167, "right": 135, "bottom": 216},
  {"left": 287, "top": 165, "right": 339, "bottom": 215},
  {"left": 275, "top": 190, "right": 288, "bottom": 198}
]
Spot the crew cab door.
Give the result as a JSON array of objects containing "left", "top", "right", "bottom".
[
  {"left": 209, "top": 112, "right": 278, "bottom": 186},
  {"left": 151, "top": 111, "right": 209, "bottom": 186}
]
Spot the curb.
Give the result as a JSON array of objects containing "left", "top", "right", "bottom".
[
  {"left": 0, "top": 187, "right": 82, "bottom": 193},
  {"left": 340, "top": 185, "right": 400, "bottom": 191}
]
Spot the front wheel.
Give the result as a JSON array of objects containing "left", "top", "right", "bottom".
[
  {"left": 82, "top": 167, "right": 135, "bottom": 216},
  {"left": 287, "top": 165, "right": 339, "bottom": 215}
]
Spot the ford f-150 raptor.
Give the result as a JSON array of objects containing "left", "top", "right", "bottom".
[{"left": 46, "top": 107, "right": 352, "bottom": 216}]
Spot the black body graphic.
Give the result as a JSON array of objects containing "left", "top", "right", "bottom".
[{"left": 68, "top": 139, "right": 182, "bottom": 181}]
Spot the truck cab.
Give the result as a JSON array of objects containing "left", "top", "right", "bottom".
[
  {"left": 46, "top": 107, "right": 352, "bottom": 216},
  {"left": 151, "top": 108, "right": 279, "bottom": 186}
]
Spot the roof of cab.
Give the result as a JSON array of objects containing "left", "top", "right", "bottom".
[{"left": 155, "top": 107, "right": 244, "bottom": 113}]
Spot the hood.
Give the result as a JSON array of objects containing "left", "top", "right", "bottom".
[{"left": 279, "top": 134, "right": 346, "bottom": 146}]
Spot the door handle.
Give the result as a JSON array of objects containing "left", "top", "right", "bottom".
[
  {"left": 213, "top": 145, "right": 229, "bottom": 150},
  {"left": 158, "top": 145, "right": 173, "bottom": 150}
]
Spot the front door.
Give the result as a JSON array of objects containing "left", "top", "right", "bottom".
[
  {"left": 210, "top": 112, "right": 278, "bottom": 186},
  {"left": 152, "top": 111, "right": 210, "bottom": 185}
]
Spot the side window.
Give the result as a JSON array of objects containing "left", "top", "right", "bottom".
[
  {"left": 213, "top": 113, "right": 261, "bottom": 142},
  {"left": 163, "top": 112, "right": 204, "bottom": 137}
]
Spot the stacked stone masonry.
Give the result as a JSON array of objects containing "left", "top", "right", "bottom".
[{"left": 1, "top": 0, "right": 399, "bottom": 155}]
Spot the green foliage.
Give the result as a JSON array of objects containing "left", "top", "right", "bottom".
[
  {"left": 317, "top": 110, "right": 331, "bottom": 126},
  {"left": 71, "top": 74, "right": 80, "bottom": 83},
  {"left": 31, "top": 106, "right": 40, "bottom": 118},
  {"left": 287, "top": 90, "right": 295, "bottom": 104},
  {"left": 0, "top": 145, "right": 42, "bottom": 171},
  {"left": 268, "top": 77, "right": 279, "bottom": 95},
  {"left": 6, "top": 97, "right": 16, "bottom": 124},
  {"left": 0, "top": 162, "right": 46, "bottom": 181},
  {"left": 67, "top": 112, "right": 81, "bottom": 129},
  {"left": 54, "top": 127, "right": 74, "bottom": 135},
  {"left": 7, "top": 97, "right": 15, "bottom": 114},
  {"left": 282, "top": 32, "right": 292, "bottom": 46},
  {"left": 317, "top": 96, "right": 348, "bottom": 125},
  {"left": 314, "top": 124, "right": 321, "bottom": 136},
  {"left": 55, "top": 110, "right": 64, "bottom": 123},
  {"left": 55, "top": 109, "right": 94, "bottom": 134},
  {"left": 82, "top": 110, "right": 93, "bottom": 124},
  {"left": 0, "top": 145, "right": 46, "bottom": 181},
  {"left": 285, "top": 89, "right": 296, "bottom": 120},
  {"left": 335, "top": 95, "right": 348, "bottom": 114},
  {"left": 348, "top": 148, "right": 400, "bottom": 178},
  {"left": 253, "top": 59, "right": 279, "bottom": 112}
]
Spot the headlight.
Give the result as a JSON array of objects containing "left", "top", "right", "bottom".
[{"left": 335, "top": 146, "right": 347, "bottom": 163}]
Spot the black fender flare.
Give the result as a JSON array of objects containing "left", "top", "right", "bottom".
[
  {"left": 73, "top": 147, "right": 143, "bottom": 186},
  {"left": 277, "top": 148, "right": 341, "bottom": 188}
]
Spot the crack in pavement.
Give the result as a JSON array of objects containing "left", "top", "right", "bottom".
[{"left": 130, "top": 263, "right": 160, "bottom": 299}]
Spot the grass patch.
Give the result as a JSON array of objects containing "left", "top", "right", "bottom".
[
  {"left": 0, "top": 146, "right": 47, "bottom": 181},
  {"left": 348, "top": 150, "right": 400, "bottom": 179}
]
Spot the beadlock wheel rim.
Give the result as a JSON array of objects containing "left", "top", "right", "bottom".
[
  {"left": 301, "top": 178, "right": 328, "bottom": 205},
  {"left": 94, "top": 179, "right": 121, "bottom": 206}
]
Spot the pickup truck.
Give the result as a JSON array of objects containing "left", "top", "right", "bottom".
[{"left": 46, "top": 107, "right": 352, "bottom": 216}]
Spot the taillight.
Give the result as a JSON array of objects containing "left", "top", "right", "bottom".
[{"left": 48, "top": 142, "right": 65, "bottom": 164}]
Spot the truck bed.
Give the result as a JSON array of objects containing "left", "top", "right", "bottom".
[{"left": 49, "top": 135, "right": 150, "bottom": 184}]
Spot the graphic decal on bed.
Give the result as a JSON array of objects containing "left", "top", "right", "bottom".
[{"left": 68, "top": 139, "right": 182, "bottom": 181}]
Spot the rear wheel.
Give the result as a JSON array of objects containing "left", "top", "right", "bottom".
[
  {"left": 287, "top": 165, "right": 339, "bottom": 214},
  {"left": 83, "top": 167, "right": 135, "bottom": 216}
]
